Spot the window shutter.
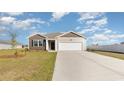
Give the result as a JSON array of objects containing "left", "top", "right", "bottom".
[{"left": 32, "top": 40, "right": 33, "bottom": 47}]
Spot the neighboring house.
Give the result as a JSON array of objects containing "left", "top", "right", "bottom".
[
  {"left": 0, "top": 41, "right": 22, "bottom": 49},
  {"left": 22, "top": 45, "right": 28, "bottom": 48},
  {"left": 28, "top": 31, "right": 86, "bottom": 51}
]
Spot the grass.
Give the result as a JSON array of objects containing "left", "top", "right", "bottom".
[
  {"left": 92, "top": 50, "right": 124, "bottom": 60},
  {"left": 0, "top": 49, "right": 57, "bottom": 81}
]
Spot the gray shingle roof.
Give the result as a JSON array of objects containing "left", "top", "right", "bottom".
[
  {"left": 45, "top": 32, "right": 63, "bottom": 38},
  {"left": 29, "top": 31, "right": 86, "bottom": 39}
]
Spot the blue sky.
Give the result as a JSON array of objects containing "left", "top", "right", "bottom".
[{"left": 0, "top": 12, "right": 124, "bottom": 45}]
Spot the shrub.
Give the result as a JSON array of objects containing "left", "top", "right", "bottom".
[{"left": 14, "top": 50, "right": 19, "bottom": 57}]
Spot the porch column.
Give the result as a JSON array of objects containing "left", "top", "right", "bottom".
[
  {"left": 55, "top": 40, "right": 57, "bottom": 51},
  {"left": 46, "top": 39, "right": 49, "bottom": 51}
]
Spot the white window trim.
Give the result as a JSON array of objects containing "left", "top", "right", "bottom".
[
  {"left": 33, "top": 40, "right": 38, "bottom": 47},
  {"left": 32, "top": 39, "right": 43, "bottom": 47},
  {"left": 39, "top": 39, "right": 43, "bottom": 47}
]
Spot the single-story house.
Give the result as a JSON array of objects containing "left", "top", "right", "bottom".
[
  {"left": 28, "top": 31, "right": 86, "bottom": 51},
  {"left": 0, "top": 41, "right": 22, "bottom": 49}
]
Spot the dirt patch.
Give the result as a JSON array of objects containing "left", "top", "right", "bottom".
[{"left": 0, "top": 55, "right": 25, "bottom": 58}]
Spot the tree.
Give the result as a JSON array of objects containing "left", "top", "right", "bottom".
[
  {"left": 8, "top": 31, "right": 18, "bottom": 49},
  {"left": 8, "top": 31, "right": 19, "bottom": 57}
]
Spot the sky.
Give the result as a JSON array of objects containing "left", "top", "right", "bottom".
[{"left": 0, "top": 12, "right": 124, "bottom": 45}]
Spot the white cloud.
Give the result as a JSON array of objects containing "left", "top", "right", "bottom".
[
  {"left": 75, "top": 26, "right": 81, "bottom": 30},
  {"left": 23, "top": 18, "right": 46, "bottom": 24},
  {"left": 51, "top": 12, "right": 69, "bottom": 22},
  {"left": 78, "top": 12, "right": 112, "bottom": 35},
  {"left": 0, "top": 16, "right": 47, "bottom": 29},
  {"left": 13, "top": 18, "right": 47, "bottom": 29},
  {"left": 0, "top": 16, "right": 16, "bottom": 25},
  {"left": 5, "top": 12, "right": 23, "bottom": 16},
  {"left": 91, "top": 34, "right": 109, "bottom": 41},
  {"left": 30, "top": 30, "right": 47, "bottom": 36},
  {"left": 79, "top": 26, "right": 100, "bottom": 34},
  {"left": 13, "top": 20, "right": 31, "bottom": 29},
  {"left": 109, "top": 34, "right": 124, "bottom": 39},
  {"left": 104, "top": 29, "right": 112, "bottom": 34},
  {"left": 86, "top": 17, "right": 107, "bottom": 26},
  {"left": 85, "top": 20, "right": 94, "bottom": 25},
  {"left": 95, "top": 17, "right": 107, "bottom": 26},
  {"left": 90, "top": 34, "right": 124, "bottom": 42},
  {"left": 89, "top": 33, "right": 124, "bottom": 45},
  {"left": 78, "top": 12, "right": 104, "bottom": 21}
]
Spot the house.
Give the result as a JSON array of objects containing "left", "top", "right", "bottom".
[
  {"left": 28, "top": 31, "right": 86, "bottom": 51},
  {"left": 0, "top": 40, "right": 22, "bottom": 49}
]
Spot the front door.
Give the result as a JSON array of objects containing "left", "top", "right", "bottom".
[
  {"left": 48, "top": 40, "right": 55, "bottom": 50},
  {"left": 51, "top": 41, "right": 55, "bottom": 50}
]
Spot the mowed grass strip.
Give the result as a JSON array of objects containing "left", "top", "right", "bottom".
[
  {"left": 93, "top": 50, "right": 124, "bottom": 60},
  {"left": 0, "top": 50, "right": 57, "bottom": 81}
]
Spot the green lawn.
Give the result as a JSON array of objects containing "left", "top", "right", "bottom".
[
  {"left": 92, "top": 50, "right": 124, "bottom": 60},
  {"left": 0, "top": 49, "right": 57, "bottom": 81}
]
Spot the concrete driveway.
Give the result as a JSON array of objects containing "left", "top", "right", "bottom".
[{"left": 52, "top": 51, "right": 124, "bottom": 81}]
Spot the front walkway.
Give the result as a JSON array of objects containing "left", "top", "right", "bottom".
[{"left": 52, "top": 51, "right": 124, "bottom": 81}]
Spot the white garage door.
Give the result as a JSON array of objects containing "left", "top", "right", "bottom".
[{"left": 58, "top": 43, "right": 82, "bottom": 51}]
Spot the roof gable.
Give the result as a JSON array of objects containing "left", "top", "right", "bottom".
[
  {"left": 45, "top": 32, "right": 62, "bottom": 38},
  {"left": 57, "top": 31, "right": 86, "bottom": 38},
  {"left": 61, "top": 32, "right": 82, "bottom": 37},
  {"left": 28, "top": 34, "right": 46, "bottom": 39}
]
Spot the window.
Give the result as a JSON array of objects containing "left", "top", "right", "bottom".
[
  {"left": 33, "top": 40, "right": 38, "bottom": 47},
  {"left": 39, "top": 40, "right": 43, "bottom": 46},
  {"left": 32, "top": 40, "right": 44, "bottom": 47}
]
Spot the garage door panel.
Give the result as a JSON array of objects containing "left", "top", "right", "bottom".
[{"left": 58, "top": 43, "right": 82, "bottom": 51}]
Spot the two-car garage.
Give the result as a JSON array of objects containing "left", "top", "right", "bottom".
[{"left": 57, "top": 32, "right": 86, "bottom": 51}]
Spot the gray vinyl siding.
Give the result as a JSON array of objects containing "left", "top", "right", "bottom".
[{"left": 29, "top": 34, "right": 46, "bottom": 50}]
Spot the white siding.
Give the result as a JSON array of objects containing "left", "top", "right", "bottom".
[
  {"left": 57, "top": 37, "right": 83, "bottom": 43},
  {"left": 82, "top": 38, "right": 87, "bottom": 51}
]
